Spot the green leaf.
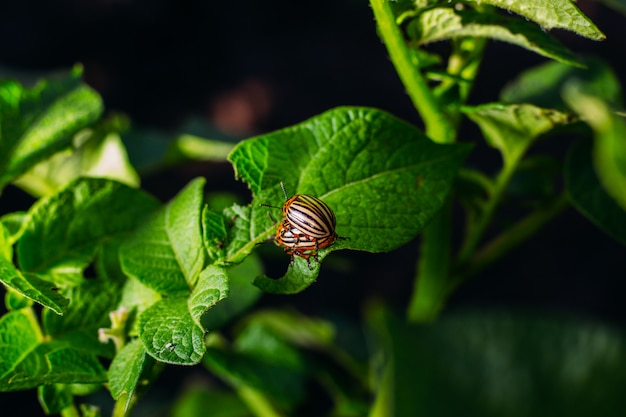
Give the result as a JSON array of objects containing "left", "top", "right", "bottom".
[
  {"left": 188, "top": 265, "right": 229, "bottom": 328},
  {"left": 228, "top": 107, "right": 471, "bottom": 292},
  {"left": 202, "top": 205, "right": 228, "bottom": 264},
  {"left": 465, "top": 0, "right": 605, "bottom": 40},
  {"left": 0, "top": 310, "right": 41, "bottom": 380},
  {"left": 120, "top": 178, "right": 206, "bottom": 295},
  {"left": 407, "top": 8, "right": 582, "bottom": 67},
  {"left": 563, "top": 84, "right": 626, "bottom": 211},
  {"left": 462, "top": 103, "right": 574, "bottom": 166},
  {"left": 0, "top": 221, "right": 12, "bottom": 263},
  {"left": 42, "top": 280, "right": 120, "bottom": 357},
  {"left": 108, "top": 338, "right": 147, "bottom": 412},
  {"left": 1, "top": 211, "right": 28, "bottom": 247},
  {"left": 201, "top": 256, "right": 262, "bottom": 331},
  {"left": 0, "top": 310, "right": 106, "bottom": 391},
  {"left": 0, "top": 66, "right": 104, "bottom": 192},
  {"left": 371, "top": 308, "right": 626, "bottom": 417},
  {"left": 501, "top": 58, "right": 622, "bottom": 109},
  {"left": 0, "top": 257, "right": 69, "bottom": 314},
  {"left": 17, "top": 178, "right": 159, "bottom": 274},
  {"left": 38, "top": 384, "right": 73, "bottom": 415},
  {"left": 138, "top": 297, "right": 205, "bottom": 365},
  {"left": 0, "top": 343, "right": 107, "bottom": 391},
  {"left": 223, "top": 203, "right": 254, "bottom": 264},
  {"left": 13, "top": 115, "right": 139, "bottom": 197},
  {"left": 565, "top": 139, "right": 626, "bottom": 246},
  {"left": 4, "top": 287, "right": 33, "bottom": 311},
  {"left": 117, "top": 276, "right": 162, "bottom": 337},
  {"left": 253, "top": 255, "right": 323, "bottom": 295}
]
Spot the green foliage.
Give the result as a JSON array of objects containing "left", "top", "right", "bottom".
[
  {"left": 1, "top": 1, "right": 625, "bottom": 416},
  {"left": 229, "top": 107, "right": 471, "bottom": 293},
  {"left": 0, "top": 66, "right": 103, "bottom": 193}
]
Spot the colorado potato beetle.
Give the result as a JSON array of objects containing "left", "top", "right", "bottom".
[{"left": 262, "top": 182, "right": 338, "bottom": 263}]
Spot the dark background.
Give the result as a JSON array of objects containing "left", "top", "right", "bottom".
[{"left": 1, "top": 0, "right": 625, "bottom": 415}]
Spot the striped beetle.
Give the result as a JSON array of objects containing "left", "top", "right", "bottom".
[{"left": 262, "top": 182, "right": 338, "bottom": 264}]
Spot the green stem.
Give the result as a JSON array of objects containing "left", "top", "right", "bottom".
[
  {"left": 450, "top": 193, "right": 569, "bottom": 290},
  {"left": 457, "top": 160, "right": 517, "bottom": 264},
  {"left": 369, "top": 0, "right": 454, "bottom": 143},
  {"left": 407, "top": 200, "right": 451, "bottom": 322}
]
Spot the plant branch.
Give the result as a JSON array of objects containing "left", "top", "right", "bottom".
[
  {"left": 449, "top": 192, "right": 570, "bottom": 291},
  {"left": 457, "top": 160, "right": 518, "bottom": 264},
  {"left": 369, "top": 0, "right": 454, "bottom": 143}
]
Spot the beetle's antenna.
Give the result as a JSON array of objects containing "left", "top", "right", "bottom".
[
  {"left": 280, "top": 181, "right": 288, "bottom": 200},
  {"left": 259, "top": 203, "right": 281, "bottom": 209}
]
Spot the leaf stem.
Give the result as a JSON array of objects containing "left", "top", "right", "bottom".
[
  {"left": 449, "top": 192, "right": 569, "bottom": 290},
  {"left": 111, "top": 393, "right": 136, "bottom": 417},
  {"left": 369, "top": 0, "right": 454, "bottom": 143}
]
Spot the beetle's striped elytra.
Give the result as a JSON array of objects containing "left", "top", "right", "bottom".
[
  {"left": 283, "top": 193, "right": 337, "bottom": 240},
  {"left": 261, "top": 182, "right": 338, "bottom": 264}
]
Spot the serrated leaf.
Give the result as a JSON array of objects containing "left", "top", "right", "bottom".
[
  {"left": 202, "top": 205, "right": 228, "bottom": 264},
  {"left": 462, "top": 103, "right": 574, "bottom": 166},
  {"left": 14, "top": 115, "right": 139, "bottom": 197},
  {"left": 0, "top": 257, "right": 68, "bottom": 314},
  {"left": 0, "top": 310, "right": 41, "bottom": 380},
  {"left": 223, "top": 203, "right": 254, "bottom": 264},
  {"left": 201, "top": 256, "right": 262, "bottom": 330},
  {"left": 0, "top": 310, "right": 106, "bottom": 391},
  {"left": 166, "top": 178, "right": 207, "bottom": 286},
  {"left": 0, "top": 343, "right": 107, "bottom": 391},
  {"left": 188, "top": 265, "right": 229, "bottom": 328},
  {"left": 17, "top": 178, "right": 159, "bottom": 274},
  {"left": 0, "top": 67, "right": 104, "bottom": 192},
  {"left": 138, "top": 298, "right": 205, "bottom": 365},
  {"left": 565, "top": 139, "right": 626, "bottom": 246},
  {"left": 227, "top": 107, "right": 471, "bottom": 284},
  {"left": 108, "top": 338, "right": 147, "bottom": 410},
  {"left": 408, "top": 8, "right": 582, "bottom": 67},
  {"left": 465, "top": 0, "right": 605, "bottom": 40},
  {"left": 120, "top": 178, "right": 206, "bottom": 295},
  {"left": 42, "top": 280, "right": 120, "bottom": 357},
  {"left": 563, "top": 84, "right": 626, "bottom": 211}
]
